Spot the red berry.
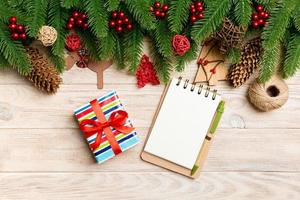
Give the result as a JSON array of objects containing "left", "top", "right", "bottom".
[
  {"left": 9, "top": 24, "right": 17, "bottom": 31},
  {"left": 109, "top": 21, "right": 116, "bottom": 28},
  {"left": 115, "top": 26, "right": 123, "bottom": 33},
  {"left": 127, "top": 24, "right": 133, "bottom": 30},
  {"left": 190, "top": 8, "right": 196, "bottom": 13},
  {"left": 80, "top": 13, "right": 87, "bottom": 20},
  {"left": 19, "top": 33, "right": 26, "bottom": 40},
  {"left": 252, "top": 13, "right": 259, "bottom": 20},
  {"left": 197, "top": 13, "right": 204, "bottom": 19},
  {"left": 154, "top": 1, "right": 161, "bottom": 8},
  {"left": 264, "top": 12, "right": 269, "bottom": 19},
  {"left": 256, "top": 5, "right": 264, "bottom": 12},
  {"left": 196, "top": 1, "right": 203, "bottom": 7},
  {"left": 252, "top": 21, "right": 259, "bottom": 28},
  {"left": 154, "top": 10, "right": 161, "bottom": 17},
  {"left": 9, "top": 16, "right": 17, "bottom": 24},
  {"left": 123, "top": 18, "right": 129, "bottom": 24},
  {"left": 197, "top": 6, "right": 203, "bottom": 12},
  {"left": 76, "top": 19, "right": 83, "bottom": 26},
  {"left": 162, "top": 5, "right": 169, "bottom": 12},
  {"left": 17, "top": 25, "right": 25, "bottom": 33},
  {"left": 11, "top": 33, "right": 19, "bottom": 40},
  {"left": 160, "top": 12, "right": 166, "bottom": 18},
  {"left": 72, "top": 11, "right": 79, "bottom": 18},
  {"left": 117, "top": 19, "right": 123, "bottom": 25},
  {"left": 258, "top": 19, "right": 265, "bottom": 26},
  {"left": 119, "top": 11, "right": 125, "bottom": 19},
  {"left": 190, "top": 15, "right": 197, "bottom": 23},
  {"left": 82, "top": 23, "right": 89, "bottom": 30},
  {"left": 150, "top": 6, "right": 154, "bottom": 12},
  {"left": 111, "top": 11, "right": 118, "bottom": 19},
  {"left": 66, "top": 23, "right": 74, "bottom": 30},
  {"left": 259, "top": 11, "right": 266, "bottom": 18},
  {"left": 190, "top": 4, "right": 195, "bottom": 9},
  {"left": 69, "top": 17, "right": 75, "bottom": 24}
]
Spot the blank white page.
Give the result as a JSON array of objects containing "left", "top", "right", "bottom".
[{"left": 144, "top": 78, "right": 221, "bottom": 169}]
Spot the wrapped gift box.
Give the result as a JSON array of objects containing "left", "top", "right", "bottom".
[{"left": 74, "top": 90, "right": 139, "bottom": 163}]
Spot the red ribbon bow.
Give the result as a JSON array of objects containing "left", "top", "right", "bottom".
[{"left": 79, "top": 99, "right": 134, "bottom": 155}]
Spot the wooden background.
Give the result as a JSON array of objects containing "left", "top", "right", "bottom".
[{"left": 0, "top": 59, "right": 299, "bottom": 200}]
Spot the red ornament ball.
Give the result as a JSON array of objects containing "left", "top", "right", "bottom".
[
  {"left": 65, "top": 33, "right": 81, "bottom": 52},
  {"left": 154, "top": 1, "right": 161, "bottom": 8},
  {"left": 11, "top": 33, "right": 19, "bottom": 40},
  {"left": 9, "top": 16, "right": 17, "bottom": 24},
  {"left": 172, "top": 35, "right": 191, "bottom": 56}
]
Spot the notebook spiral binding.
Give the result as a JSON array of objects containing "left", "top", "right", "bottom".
[{"left": 176, "top": 77, "right": 217, "bottom": 100}]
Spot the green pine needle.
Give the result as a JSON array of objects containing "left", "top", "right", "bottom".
[
  {"left": 281, "top": 34, "right": 300, "bottom": 79},
  {"left": 48, "top": 53, "right": 65, "bottom": 73},
  {"left": 292, "top": 6, "right": 300, "bottom": 31},
  {"left": 191, "top": 0, "right": 232, "bottom": 42},
  {"left": 0, "top": 1, "right": 26, "bottom": 23},
  {"left": 84, "top": 0, "right": 108, "bottom": 38},
  {"left": 168, "top": 0, "right": 192, "bottom": 33},
  {"left": 48, "top": 0, "right": 68, "bottom": 56},
  {"left": 99, "top": 31, "right": 116, "bottom": 60},
  {"left": 233, "top": 0, "right": 252, "bottom": 26},
  {"left": 77, "top": 31, "right": 101, "bottom": 61},
  {"left": 0, "top": 25, "right": 31, "bottom": 75},
  {"left": 123, "top": 27, "right": 144, "bottom": 73},
  {"left": 227, "top": 47, "right": 241, "bottom": 64},
  {"left": 175, "top": 42, "right": 198, "bottom": 72},
  {"left": 62, "top": 0, "right": 80, "bottom": 8},
  {"left": 124, "top": 0, "right": 156, "bottom": 30},
  {"left": 153, "top": 20, "right": 174, "bottom": 58},
  {"left": 0, "top": 53, "right": 11, "bottom": 69},
  {"left": 25, "top": 0, "right": 48, "bottom": 38},
  {"left": 114, "top": 35, "right": 125, "bottom": 69},
  {"left": 105, "top": 0, "right": 120, "bottom": 11}
]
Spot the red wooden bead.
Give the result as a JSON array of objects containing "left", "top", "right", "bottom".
[
  {"left": 256, "top": 5, "right": 264, "bottom": 12},
  {"left": 19, "top": 33, "right": 27, "bottom": 40},
  {"left": 9, "top": 24, "right": 17, "bottom": 31},
  {"left": 9, "top": 16, "right": 17, "bottom": 24},
  {"left": 17, "top": 25, "right": 25, "bottom": 33},
  {"left": 115, "top": 26, "right": 123, "bottom": 33},
  {"left": 11, "top": 33, "right": 19, "bottom": 40},
  {"left": 154, "top": 1, "right": 161, "bottom": 8},
  {"left": 162, "top": 5, "right": 169, "bottom": 12},
  {"left": 111, "top": 11, "right": 118, "bottom": 19},
  {"left": 109, "top": 21, "right": 116, "bottom": 28},
  {"left": 119, "top": 11, "right": 125, "bottom": 19},
  {"left": 72, "top": 11, "right": 79, "bottom": 18}
]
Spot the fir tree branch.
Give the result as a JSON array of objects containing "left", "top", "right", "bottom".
[
  {"left": 47, "top": 52, "right": 65, "bottom": 73},
  {"left": 153, "top": 20, "right": 174, "bottom": 58},
  {"left": 0, "top": 24, "right": 31, "bottom": 75},
  {"left": 233, "top": 0, "right": 252, "bottom": 26},
  {"left": 191, "top": 0, "right": 232, "bottom": 42},
  {"left": 25, "top": 0, "right": 48, "bottom": 38},
  {"left": 99, "top": 31, "right": 116, "bottom": 60},
  {"left": 259, "top": 1, "right": 296, "bottom": 82},
  {"left": 281, "top": 34, "right": 300, "bottom": 79},
  {"left": 227, "top": 47, "right": 241, "bottom": 64},
  {"left": 48, "top": 0, "right": 68, "bottom": 56},
  {"left": 105, "top": 0, "right": 120, "bottom": 11},
  {"left": 124, "top": 0, "right": 156, "bottom": 30},
  {"left": 114, "top": 35, "right": 125, "bottom": 69},
  {"left": 84, "top": 0, "right": 108, "bottom": 38},
  {"left": 0, "top": 1, "right": 26, "bottom": 23},
  {"left": 61, "top": 0, "right": 80, "bottom": 8},
  {"left": 175, "top": 41, "right": 198, "bottom": 71},
  {"left": 0, "top": 53, "right": 11, "bottom": 69},
  {"left": 292, "top": 6, "right": 300, "bottom": 31},
  {"left": 168, "top": 0, "right": 192, "bottom": 33},
  {"left": 123, "top": 26, "right": 144, "bottom": 73},
  {"left": 76, "top": 31, "right": 101, "bottom": 61}
]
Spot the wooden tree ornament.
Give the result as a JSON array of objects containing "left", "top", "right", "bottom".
[
  {"left": 65, "top": 52, "right": 112, "bottom": 89},
  {"left": 194, "top": 40, "right": 229, "bottom": 86}
]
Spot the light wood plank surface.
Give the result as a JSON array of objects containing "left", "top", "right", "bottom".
[{"left": 0, "top": 60, "right": 299, "bottom": 199}]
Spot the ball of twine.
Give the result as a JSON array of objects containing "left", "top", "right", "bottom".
[
  {"left": 37, "top": 26, "right": 57, "bottom": 46},
  {"left": 248, "top": 76, "right": 289, "bottom": 112}
]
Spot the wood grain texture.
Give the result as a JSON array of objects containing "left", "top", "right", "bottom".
[{"left": 0, "top": 61, "right": 300, "bottom": 199}]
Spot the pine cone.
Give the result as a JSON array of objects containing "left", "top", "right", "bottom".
[
  {"left": 215, "top": 18, "right": 247, "bottom": 54},
  {"left": 228, "top": 37, "right": 262, "bottom": 88},
  {"left": 26, "top": 47, "right": 62, "bottom": 93}
]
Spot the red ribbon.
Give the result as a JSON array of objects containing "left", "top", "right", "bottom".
[{"left": 79, "top": 99, "right": 134, "bottom": 155}]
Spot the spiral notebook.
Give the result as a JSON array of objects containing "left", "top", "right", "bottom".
[{"left": 141, "top": 77, "right": 225, "bottom": 178}]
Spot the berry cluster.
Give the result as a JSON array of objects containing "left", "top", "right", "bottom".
[
  {"left": 189, "top": 1, "right": 205, "bottom": 23},
  {"left": 150, "top": 1, "right": 169, "bottom": 19},
  {"left": 109, "top": 10, "right": 133, "bottom": 33},
  {"left": 8, "top": 16, "right": 27, "bottom": 41},
  {"left": 251, "top": 5, "right": 269, "bottom": 29},
  {"left": 136, "top": 55, "right": 160, "bottom": 88},
  {"left": 66, "top": 11, "right": 89, "bottom": 30}
]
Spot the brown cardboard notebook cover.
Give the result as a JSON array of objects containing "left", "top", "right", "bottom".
[{"left": 141, "top": 79, "right": 221, "bottom": 179}]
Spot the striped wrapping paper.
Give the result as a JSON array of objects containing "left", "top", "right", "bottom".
[{"left": 74, "top": 90, "right": 139, "bottom": 164}]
